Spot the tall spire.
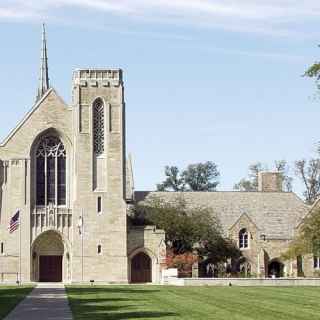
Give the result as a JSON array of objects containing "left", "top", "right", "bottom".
[{"left": 36, "top": 23, "right": 50, "bottom": 102}]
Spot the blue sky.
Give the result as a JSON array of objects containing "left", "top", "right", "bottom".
[{"left": 0, "top": 1, "right": 319, "bottom": 194}]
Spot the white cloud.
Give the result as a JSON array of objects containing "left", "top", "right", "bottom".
[
  {"left": 0, "top": 0, "right": 319, "bottom": 36},
  {"left": 0, "top": 7, "right": 38, "bottom": 20}
]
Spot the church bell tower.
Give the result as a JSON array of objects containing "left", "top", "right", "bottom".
[{"left": 71, "top": 69, "right": 128, "bottom": 282}]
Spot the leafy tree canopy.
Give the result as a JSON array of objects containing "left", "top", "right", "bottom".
[
  {"left": 156, "top": 166, "right": 185, "bottom": 191},
  {"left": 282, "top": 207, "right": 320, "bottom": 260},
  {"left": 130, "top": 197, "right": 241, "bottom": 263},
  {"left": 157, "top": 161, "right": 220, "bottom": 192},
  {"left": 305, "top": 58, "right": 320, "bottom": 91}
]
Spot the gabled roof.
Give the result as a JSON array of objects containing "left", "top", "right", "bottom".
[
  {"left": 134, "top": 191, "right": 310, "bottom": 240},
  {"left": 228, "top": 211, "right": 260, "bottom": 232},
  {"left": 0, "top": 88, "right": 69, "bottom": 147}
]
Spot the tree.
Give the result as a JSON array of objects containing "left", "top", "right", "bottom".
[
  {"left": 131, "top": 197, "right": 221, "bottom": 254},
  {"left": 282, "top": 208, "right": 320, "bottom": 261},
  {"left": 156, "top": 161, "right": 220, "bottom": 192},
  {"left": 304, "top": 57, "right": 320, "bottom": 92},
  {"left": 234, "top": 161, "right": 292, "bottom": 192},
  {"left": 156, "top": 166, "right": 185, "bottom": 191},
  {"left": 295, "top": 159, "right": 320, "bottom": 204},
  {"left": 234, "top": 162, "right": 264, "bottom": 191},
  {"left": 130, "top": 196, "right": 242, "bottom": 277},
  {"left": 275, "top": 160, "right": 293, "bottom": 192},
  {"left": 182, "top": 162, "right": 220, "bottom": 191},
  {"left": 131, "top": 196, "right": 240, "bottom": 260}
]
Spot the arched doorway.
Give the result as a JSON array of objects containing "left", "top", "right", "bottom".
[
  {"left": 131, "top": 252, "right": 152, "bottom": 283},
  {"left": 268, "top": 259, "right": 284, "bottom": 278},
  {"left": 32, "top": 231, "right": 66, "bottom": 282}
]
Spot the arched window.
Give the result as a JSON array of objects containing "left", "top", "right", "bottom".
[
  {"left": 314, "top": 256, "right": 320, "bottom": 269},
  {"left": 239, "top": 228, "right": 249, "bottom": 249},
  {"left": 36, "top": 136, "right": 66, "bottom": 206},
  {"left": 93, "top": 99, "right": 105, "bottom": 156}
]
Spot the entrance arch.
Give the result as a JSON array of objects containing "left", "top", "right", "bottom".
[
  {"left": 268, "top": 259, "right": 284, "bottom": 278},
  {"left": 130, "top": 252, "right": 152, "bottom": 283},
  {"left": 31, "top": 230, "right": 68, "bottom": 282}
]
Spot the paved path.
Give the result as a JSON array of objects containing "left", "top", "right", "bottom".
[{"left": 5, "top": 283, "right": 73, "bottom": 320}]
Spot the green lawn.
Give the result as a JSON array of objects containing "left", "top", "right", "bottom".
[
  {"left": 66, "top": 285, "right": 320, "bottom": 320},
  {"left": 0, "top": 286, "right": 33, "bottom": 319}
]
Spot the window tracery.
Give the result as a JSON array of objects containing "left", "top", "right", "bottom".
[
  {"left": 36, "top": 136, "right": 66, "bottom": 206},
  {"left": 93, "top": 99, "right": 105, "bottom": 156}
]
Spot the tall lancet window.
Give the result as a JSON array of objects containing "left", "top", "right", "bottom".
[
  {"left": 93, "top": 99, "right": 105, "bottom": 156},
  {"left": 36, "top": 136, "right": 66, "bottom": 206}
]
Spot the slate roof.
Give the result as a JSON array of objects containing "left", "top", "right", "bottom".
[{"left": 134, "top": 191, "right": 310, "bottom": 240}]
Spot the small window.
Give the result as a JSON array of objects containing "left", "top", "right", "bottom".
[
  {"left": 97, "top": 244, "right": 102, "bottom": 255},
  {"left": 0, "top": 242, "right": 4, "bottom": 254},
  {"left": 97, "top": 196, "right": 102, "bottom": 214},
  {"left": 239, "top": 228, "right": 249, "bottom": 249},
  {"left": 314, "top": 256, "right": 320, "bottom": 269}
]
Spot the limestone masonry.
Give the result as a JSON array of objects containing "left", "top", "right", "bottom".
[{"left": 0, "top": 27, "right": 318, "bottom": 283}]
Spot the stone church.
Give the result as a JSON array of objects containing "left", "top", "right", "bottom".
[
  {"left": 0, "top": 26, "right": 166, "bottom": 284},
  {"left": 0, "top": 27, "right": 318, "bottom": 284}
]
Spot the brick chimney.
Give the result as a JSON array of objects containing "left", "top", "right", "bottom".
[{"left": 258, "top": 171, "right": 283, "bottom": 192}]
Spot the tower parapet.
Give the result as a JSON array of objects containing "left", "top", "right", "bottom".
[{"left": 73, "top": 69, "right": 123, "bottom": 88}]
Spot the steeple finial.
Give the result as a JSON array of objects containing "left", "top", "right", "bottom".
[{"left": 36, "top": 23, "right": 50, "bottom": 102}]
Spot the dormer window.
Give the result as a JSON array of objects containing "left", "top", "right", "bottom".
[{"left": 239, "top": 228, "right": 249, "bottom": 249}]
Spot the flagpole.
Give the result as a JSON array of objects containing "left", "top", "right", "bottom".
[{"left": 19, "top": 209, "right": 21, "bottom": 284}]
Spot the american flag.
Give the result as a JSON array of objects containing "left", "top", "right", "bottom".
[{"left": 8, "top": 210, "right": 20, "bottom": 233}]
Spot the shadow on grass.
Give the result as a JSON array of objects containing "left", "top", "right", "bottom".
[
  {"left": 67, "top": 286, "right": 161, "bottom": 295},
  {"left": 66, "top": 286, "right": 178, "bottom": 320},
  {"left": 0, "top": 286, "right": 33, "bottom": 319}
]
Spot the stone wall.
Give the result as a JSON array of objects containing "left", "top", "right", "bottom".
[
  {"left": 0, "top": 89, "right": 72, "bottom": 282},
  {"left": 167, "top": 277, "right": 320, "bottom": 286},
  {"left": 127, "top": 226, "right": 166, "bottom": 283},
  {"left": 71, "top": 69, "right": 128, "bottom": 283}
]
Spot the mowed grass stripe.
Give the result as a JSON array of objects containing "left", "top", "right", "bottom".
[
  {"left": 194, "top": 287, "right": 320, "bottom": 320},
  {"left": 228, "top": 287, "right": 320, "bottom": 319},
  {"left": 163, "top": 286, "right": 253, "bottom": 320},
  {"left": 0, "top": 286, "right": 33, "bottom": 320},
  {"left": 66, "top": 285, "right": 320, "bottom": 320},
  {"left": 144, "top": 286, "right": 215, "bottom": 319},
  {"left": 154, "top": 286, "right": 320, "bottom": 320},
  {"left": 166, "top": 286, "right": 279, "bottom": 320}
]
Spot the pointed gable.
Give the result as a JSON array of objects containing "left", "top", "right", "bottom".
[{"left": 0, "top": 89, "right": 72, "bottom": 158}]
